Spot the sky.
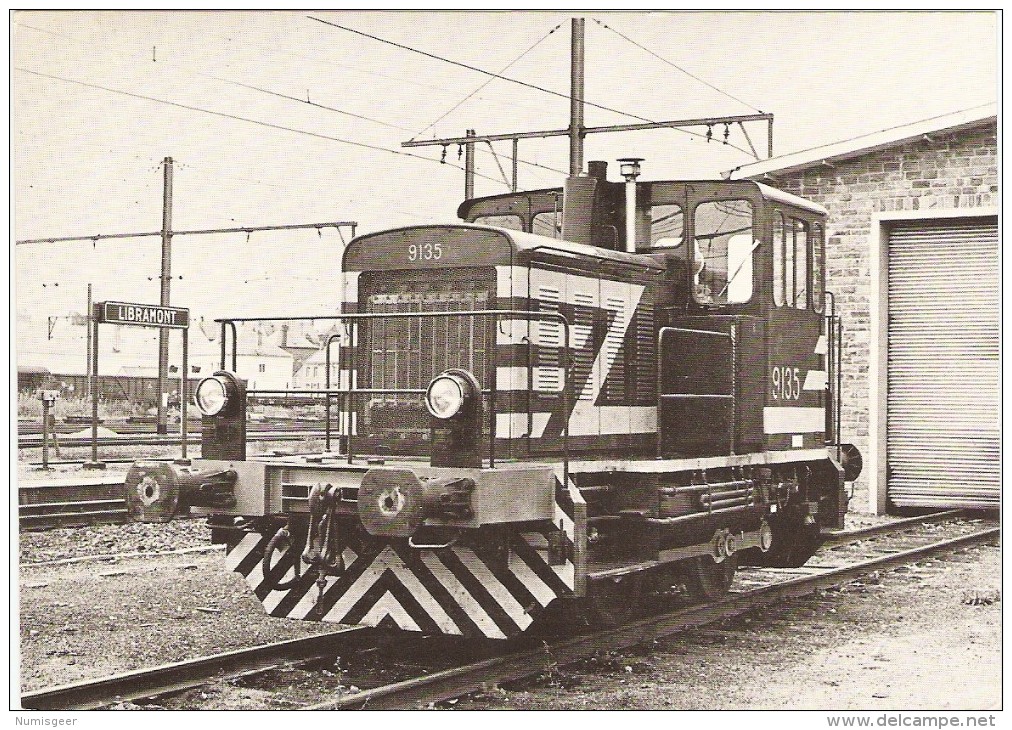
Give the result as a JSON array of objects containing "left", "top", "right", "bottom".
[{"left": 11, "top": 10, "right": 998, "bottom": 371}]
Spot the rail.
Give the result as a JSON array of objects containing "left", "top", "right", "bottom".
[
  {"left": 20, "top": 514, "right": 993, "bottom": 708},
  {"left": 307, "top": 524, "right": 998, "bottom": 710},
  {"left": 218, "top": 310, "right": 572, "bottom": 483},
  {"left": 20, "top": 628, "right": 376, "bottom": 710}
]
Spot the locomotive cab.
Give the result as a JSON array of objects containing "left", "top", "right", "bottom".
[{"left": 460, "top": 165, "right": 836, "bottom": 459}]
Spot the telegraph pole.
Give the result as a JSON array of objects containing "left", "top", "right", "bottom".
[
  {"left": 156, "top": 157, "right": 173, "bottom": 434},
  {"left": 85, "top": 282, "right": 92, "bottom": 395},
  {"left": 401, "top": 17, "right": 774, "bottom": 174},
  {"left": 569, "top": 18, "right": 585, "bottom": 177},
  {"left": 464, "top": 129, "right": 475, "bottom": 200}
]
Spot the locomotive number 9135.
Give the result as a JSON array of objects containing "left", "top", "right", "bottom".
[{"left": 407, "top": 241, "right": 443, "bottom": 261}]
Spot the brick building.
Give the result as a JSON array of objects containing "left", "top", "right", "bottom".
[{"left": 730, "top": 104, "right": 998, "bottom": 514}]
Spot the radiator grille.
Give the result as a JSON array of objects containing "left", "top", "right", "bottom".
[{"left": 358, "top": 268, "right": 495, "bottom": 441}]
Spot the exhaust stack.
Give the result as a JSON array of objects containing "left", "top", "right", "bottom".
[{"left": 618, "top": 158, "right": 643, "bottom": 253}]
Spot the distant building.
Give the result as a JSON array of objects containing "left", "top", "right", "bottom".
[{"left": 292, "top": 346, "right": 342, "bottom": 390}]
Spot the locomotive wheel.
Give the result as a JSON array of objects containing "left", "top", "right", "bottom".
[
  {"left": 679, "top": 555, "right": 737, "bottom": 602},
  {"left": 780, "top": 523, "right": 822, "bottom": 567},
  {"left": 741, "top": 520, "right": 822, "bottom": 568},
  {"left": 587, "top": 574, "right": 643, "bottom": 627}
]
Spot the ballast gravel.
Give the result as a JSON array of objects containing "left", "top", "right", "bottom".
[{"left": 17, "top": 513, "right": 998, "bottom": 709}]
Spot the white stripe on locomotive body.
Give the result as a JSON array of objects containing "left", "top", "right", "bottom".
[
  {"left": 383, "top": 559, "right": 462, "bottom": 635},
  {"left": 764, "top": 406, "right": 825, "bottom": 434},
  {"left": 494, "top": 407, "right": 655, "bottom": 438},
  {"left": 495, "top": 319, "right": 531, "bottom": 346},
  {"left": 324, "top": 551, "right": 393, "bottom": 621},
  {"left": 567, "top": 447, "right": 832, "bottom": 474},
  {"left": 361, "top": 592, "right": 422, "bottom": 632},
  {"left": 495, "top": 265, "right": 527, "bottom": 299},
  {"left": 419, "top": 553, "right": 507, "bottom": 639},
  {"left": 507, "top": 553, "right": 556, "bottom": 607},
  {"left": 455, "top": 550, "right": 534, "bottom": 630},
  {"left": 805, "top": 334, "right": 829, "bottom": 392},
  {"left": 554, "top": 499, "right": 575, "bottom": 543},
  {"left": 803, "top": 370, "right": 828, "bottom": 391},
  {"left": 552, "top": 561, "right": 576, "bottom": 589},
  {"left": 495, "top": 412, "right": 552, "bottom": 440},
  {"left": 343, "top": 270, "right": 360, "bottom": 305},
  {"left": 289, "top": 575, "right": 341, "bottom": 620},
  {"left": 224, "top": 533, "right": 259, "bottom": 571}
]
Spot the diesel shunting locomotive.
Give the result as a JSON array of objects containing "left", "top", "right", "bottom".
[{"left": 126, "top": 159, "right": 861, "bottom": 639}]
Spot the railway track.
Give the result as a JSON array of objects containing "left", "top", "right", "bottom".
[
  {"left": 20, "top": 630, "right": 377, "bottom": 711},
  {"left": 18, "top": 418, "right": 329, "bottom": 437},
  {"left": 20, "top": 514, "right": 997, "bottom": 710},
  {"left": 307, "top": 523, "right": 1000, "bottom": 710},
  {"left": 19, "top": 429, "right": 330, "bottom": 450}
]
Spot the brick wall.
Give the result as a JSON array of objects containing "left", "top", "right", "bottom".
[{"left": 756, "top": 123, "right": 997, "bottom": 511}]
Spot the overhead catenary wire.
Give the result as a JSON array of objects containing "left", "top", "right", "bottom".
[
  {"left": 191, "top": 54, "right": 565, "bottom": 178},
  {"left": 591, "top": 18, "right": 764, "bottom": 114},
  {"left": 15, "top": 220, "right": 357, "bottom": 246},
  {"left": 308, "top": 16, "right": 663, "bottom": 126},
  {"left": 194, "top": 70, "right": 417, "bottom": 134},
  {"left": 14, "top": 67, "right": 508, "bottom": 188},
  {"left": 308, "top": 16, "right": 755, "bottom": 156},
  {"left": 411, "top": 21, "right": 564, "bottom": 141},
  {"left": 15, "top": 19, "right": 563, "bottom": 183}
]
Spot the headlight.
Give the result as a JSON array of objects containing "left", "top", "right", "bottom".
[
  {"left": 425, "top": 374, "right": 465, "bottom": 419},
  {"left": 195, "top": 376, "right": 229, "bottom": 416}
]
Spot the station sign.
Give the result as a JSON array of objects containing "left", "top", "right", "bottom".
[{"left": 99, "top": 301, "right": 190, "bottom": 329}]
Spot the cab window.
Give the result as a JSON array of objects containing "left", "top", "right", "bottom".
[
  {"left": 532, "top": 211, "right": 561, "bottom": 238},
  {"left": 473, "top": 214, "right": 522, "bottom": 231},
  {"left": 692, "top": 200, "right": 755, "bottom": 305},
  {"left": 784, "top": 215, "right": 795, "bottom": 307},
  {"left": 649, "top": 204, "right": 684, "bottom": 249},
  {"left": 813, "top": 223, "right": 825, "bottom": 312},
  {"left": 773, "top": 212, "right": 786, "bottom": 307},
  {"left": 793, "top": 219, "right": 809, "bottom": 309}
]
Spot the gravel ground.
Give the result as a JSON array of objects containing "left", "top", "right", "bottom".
[
  {"left": 14, "top": 460, "right": 992, "bottom": 709},
  {"left": 458, "top": 543, "right": 1001, "bottom": 711},
  {"left": 20, "top": 519, "right": 211, "bottom": 564},
  {"left": 17, "top": 515, "right": 999, "bottom": 709},
  {"left": 18, "top": 549, "right": 338, "bottom": 692}
]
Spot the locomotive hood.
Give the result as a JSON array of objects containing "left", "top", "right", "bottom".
[{"left": 342, "top": 224, "right": 665, "bottom": 272}]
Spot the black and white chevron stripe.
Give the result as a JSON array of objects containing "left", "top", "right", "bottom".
[{"left": 224, "top": 484, "right": 581, "bottom": 639}]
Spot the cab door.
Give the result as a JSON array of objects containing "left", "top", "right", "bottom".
[{"left": 765, "top": 215, "right": 827, "bottom": 451}]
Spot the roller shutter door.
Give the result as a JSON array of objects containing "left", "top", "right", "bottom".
[{"left": 887, "top": 217, "right": 999, "bottom": 508}]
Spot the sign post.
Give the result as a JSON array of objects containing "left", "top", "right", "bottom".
[
  {"left": 84, "top": 301, "right": 191, "bottom": 469},
  {"left": 36, "top": 390, "right": 59, "bottom": 471}
]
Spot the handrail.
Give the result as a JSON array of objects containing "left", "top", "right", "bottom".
[
  {"left": 217, "top": 309, "right": 571, "bottom": 484},
  {"left": 218, "top": 321, "right": 238, "bottom": 373},
  {"left": 525, "top": 244, "right": 664, "bottom": 273},
  {"left": 823, "top": 291, "right": 843, "bottom": 464}
]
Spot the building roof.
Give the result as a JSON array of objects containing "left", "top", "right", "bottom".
[{"left": 726, "top": 103, "right": 997, "bottom": 180}]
